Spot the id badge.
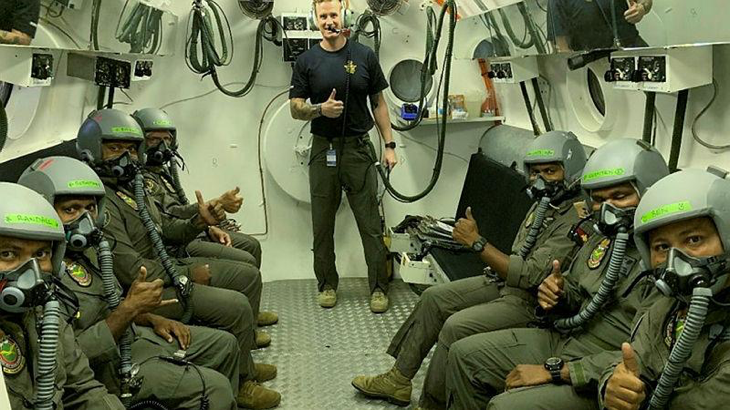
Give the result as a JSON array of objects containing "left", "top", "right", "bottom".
[{"left": 326, "top": 149, "right": 337, "bottom": 167}]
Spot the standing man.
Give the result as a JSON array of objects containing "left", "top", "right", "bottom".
[
  {"left": 289, "top": 0, "right": 398, "bottom": 313},
  {"left": 0, "top": 0, "right": 40, "bottom": 45},
  {"left": 547, "top": 0, "right": 652, "bottom": 52}
]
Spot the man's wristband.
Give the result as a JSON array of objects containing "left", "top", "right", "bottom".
[
  {"left": 385, "top": 141, "right": 396, "bottom": 150},
  {"left": 315, "top": 103, "right": 323, "bottom": 116}
]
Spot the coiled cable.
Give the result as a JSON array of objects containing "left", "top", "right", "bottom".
[
  {"left": 98, "top": 240, "right": 136, "bottom": 407},
  {"left": 168, "top": 158, "right": 190, "bottom": 205},
  {"left": 518, "top": 196, "right": 551, "bottom": 258},
  {"left": 116, "top": 0, "right": 163, "bottom": 54},
  {"left": 649, "top": 287, "right": 712, "bottom": 409},
  {"left": 35, "top": 298, "right": 61, "bottom": 410},
  {"left": 133, "top": 173, "right": 194, "bottom": 324},
  {"left": 554, "top": 230, "right": 629, "bottom": 330}
]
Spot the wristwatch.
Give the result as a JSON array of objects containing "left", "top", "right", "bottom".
[
  {"left": 315, "top": 103, "right": 323, "bottom": 116},
  {"left": 471, "top": 236, "right": 488, "bottom": 253},
  {"left": 385, "top": 141, "right": 397, "bottom": 150},
  {"left": 544, "top": 357, "right": 564, "bottom": 383}
]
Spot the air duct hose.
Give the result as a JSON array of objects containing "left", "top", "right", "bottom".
[
  {"left": 518, "top": 196, "right": 551, "bottom": 258},
  {"left": 366, "top": 0, "right": 457, "bottom": 203},
  {"left": 35, "top": 298, "right": 61, "bottom": 410},
  {"left": 133, "top": 173, "right": 193, "bottom": 324},
  {"left": 649, "top": 287, "right": 712, "bottom": 410},
  {"left": 0, "top": 95, "right": 7, "bottom": 152},
  {"left": 555, "top": 230, "right": 629, "bottom": 330},
  {"left": 98, "top": 240, "right": 136, "bottom": 407},
  {"left": 168, "top": 158, "right": 189, "bottom": 205},
  {"left": 116, "top": 2, "right": 163, "bottom": 54},
  {"left": 648, "top": 287, "right": 712, "bottom": 409}
]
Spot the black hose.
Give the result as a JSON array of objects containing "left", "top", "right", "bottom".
[
  {"left": 368, "top": 0, "right": 458, "bottom": 203},
  {"left": 668, "top": 89, "right": 689, "bottom": 172},
  {"left": 133, "top": 173, "right": 194, "bottom": 323},
  {"left": 128, "top": 400, "right": 170, "bottom": 410},
  {"left": 98, "top": 240, "right": 136, "bottom": 407},
  {"left": 97, "top": 86, "right": 106, "bottom": 111},
  {"left": 642, "top": 92, "right": 656, "bottom": 144},
  {"left": 168, "top": 159, "right": 189, "bottom": 205},
  {"left": 518, "top": 196, "right": 551, "bottom": 258},
  {"left": 520, "top": 81, "right": 541, "bottom": 136},
  {"left": 0, "top": 95, "right": 7, "bottom": 153},
  {"left": 648, "top": 287, "right": 712, "bottom": 409},
  {"left": 555, "top": 231, "right": 629, "bottom": 330},
  {"left": 532, "top": 77, "right": 552, "bottom": 132},
  {"left": 107, "top": 87, "right": 115, "bottom": 109},
  {"left": 91, "top": 0, "right": 102, "bottom": 50}
]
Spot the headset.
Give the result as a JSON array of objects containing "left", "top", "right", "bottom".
[{"left": 309, "top": 0, "right": 354, "bottom": 31}]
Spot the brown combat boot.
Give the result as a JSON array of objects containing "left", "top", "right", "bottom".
[
  {"left": 255, "top": 330, "right": 271, "bottom": 349},
  {"left": 257, "top": 311, "right": 279, "bottom": 326},
  {"left": 238, "top": 380, "right": 281, "bottom": 409},
  {"left": 352, "top": 366, "right": 411, "bottom": 407},
  {"left": 254, "top": 363, "right": 277, "bottom": 383}
]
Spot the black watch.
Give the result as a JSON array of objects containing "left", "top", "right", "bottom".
[
  {"left": 544, "top": 357, "right": 564, "bottom": 383},
  {"left": 471, "top": 236, "right": 488, "bottom": 253},
  {"left": 385, "top": 141, "right": 396, "bottom": 150}
]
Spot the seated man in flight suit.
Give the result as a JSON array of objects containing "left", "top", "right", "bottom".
[
  {"left": 0, "top": 182, "right": 124, "bottom": 409},
  {"left": 131, "top": 107, "right": 277, "bottom": 327},
  {"left": 601, "top": 168, "right": 730, "bottom": 410},
  {"left": 19, "top": 156, "right": 281, "bottom": 409},
  {"left": 76, "top": 108, "right": 271, "bottom": 348},
  {"left": 352, "top": 130, "right": 588, "bottom": 407},
  {"left": 73, "top": 109, "right": 282, "bottom": 405},
  {"left": 444, "top": 138, "right": 668, "bottom": 410}
]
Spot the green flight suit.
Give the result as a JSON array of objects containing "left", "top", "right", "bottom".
[
  {"left": 386, "top": 197, "right": 582, "bottom": 407},
  {"left": 143, "top": 168, "right": 262, "bottom": 268},
  {"left": 598, "top": 293, "right": 730, "bottom": 409},
  {"left": 445, "top": 230, "right": 660, "bottom": 410},
  {"left": 1, "top": 310, "right": 123, "bottom": 409},
  {"left": 100, "top": 177, "right": 258, "bottom": 369},
  {"left": 60, "top": 249, "right": 250, "bottom": 409}
]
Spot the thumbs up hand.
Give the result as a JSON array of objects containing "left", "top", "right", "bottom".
[
  {"left": 453, "top": 206, "right": 481, "bottom": 247},
  {"left": 538, "top": 260, "right": 564, "bottom": 310},
  {"left": 624, "top": 0, "right": 647, "bottom": 24},
  {"left": 605, "top": 343, "right": 646, "bottom": 410},
  {"left": 321, "top": 88, "right": 344, "bottom": 118}
]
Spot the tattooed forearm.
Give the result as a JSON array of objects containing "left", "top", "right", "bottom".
[
  {"left": 290, "top": 98, "right": 322, "bottom": 121},
  {"left": 0, "top": 30, "right": 31, "bottom": 45}
]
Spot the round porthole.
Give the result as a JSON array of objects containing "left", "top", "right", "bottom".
[
  {"left": 389, "top": 59, "right": 433, "bottom": 103},
  {"left": 566, "top": 60, "right": 616, "bottom": 132}
]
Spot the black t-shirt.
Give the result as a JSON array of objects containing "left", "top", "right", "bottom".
[
  {"left": 547, "top": 0, "right": 643, "bottom": 51},
  {"left": 0, "top": 0, "right": 40, "bottom": 37},
  {"left": 289, "top": 40, "right": 389, "bottom": 139}
]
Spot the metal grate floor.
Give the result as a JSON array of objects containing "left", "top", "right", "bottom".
[{"left": 251, "top": 278, "right": 432, "bottom": 410}]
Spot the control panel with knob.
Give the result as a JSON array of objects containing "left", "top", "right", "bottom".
[
  {"left": 608, "top": 46, "right": 711, "bottom": 93},
  {"left": 487, "top": 57, "right": 538, "bottom": 84},
  {"left": 0, "top": 48, "right": 59, "bottom": 87}
]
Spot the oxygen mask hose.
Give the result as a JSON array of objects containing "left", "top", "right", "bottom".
[
  {"left": 649, "top": 287, "right": 712, "bottom": 410},
  {"left": 168, "top": 157, "right": 189, "bottom": 205},
  {"left": 97, "top": 240, "right": 136, "bottom": 406},
  {"left": 133, "top": 173, "right": 194, "bottom": 324},
  {"left": 554, "top": 230, "right": 630, "bottom": 331},
  {"left": 35, "top": 298, "right": 61, "bottom": 410},
  {"left": 518, "top": 196, "right": 551, "bottom": 259}
]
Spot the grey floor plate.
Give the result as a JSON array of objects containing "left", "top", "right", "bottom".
[{"left": 252, "top": 278, "right": 432, "bottom": 410}]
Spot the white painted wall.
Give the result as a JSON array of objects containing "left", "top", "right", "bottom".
[{"left": 3, "top": 0, "right": 730, "bottom": 285}]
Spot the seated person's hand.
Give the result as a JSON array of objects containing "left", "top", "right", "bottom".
[
  {"left": 537, "top": 260, "right": 564, "bottom": 310},
  {"left": 196, "top": 190, "right": 226, "bottom": 226},
  {"left": 149, "top": 315, "right": 191, "bottom": 350},
  {"left": 605, "top": 343, "right": 646, "bottom": 410},
  {"left": 191, "top": 263, "right": 212, "bottom": 286},
  {"left": 453, "top": 207, "right": 480, "bottom": 247},
  {"left": 208, "top": 226, "right": 232, "bottom": 247},
  {"left": 125, "top": 266, "right": 178, "bottom": 315},
  {"left": 218, "top": 187, "right": 243, "bottom": 213}
]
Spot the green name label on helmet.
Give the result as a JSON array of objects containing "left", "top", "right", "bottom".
[
  {"left": 111, "top": 127, "right": 142, "bottom": 136},
  {"left": 582, "top": 168, "right": 626, "bottom": 182},
  {"left": 4, "top": 214, "right": 59, "bottom": 229},
  {"left": 68, "top": 180, "right": 101, "bottom": 189},
  {"left": 527, "top": 149, "right": 555, "bottom": 157},
  {"left": 153, "top": 120, "right": 172, "bottom": 126},
  {"left": 640, "top": 201, "right": 693, "bottom": 224}
]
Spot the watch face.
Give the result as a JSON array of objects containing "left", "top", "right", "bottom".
[{"left": 545, "top": 357, "right": 562, "bottom": 367}]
